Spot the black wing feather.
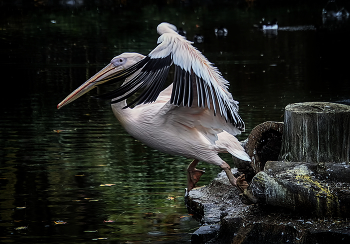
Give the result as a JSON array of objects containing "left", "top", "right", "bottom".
[
  {"left": 170, "top": 64, "right": 179, "bottom": 104},
  {"left": 182, "top": 70, "right": 189, "bottom": 106},
  {"left": 96, "top": 54, "right": 172, "bottom": 106}
]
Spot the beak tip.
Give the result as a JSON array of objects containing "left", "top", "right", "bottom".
[{"left": 56, "top": 63, "right": 116, "bottom": 110}]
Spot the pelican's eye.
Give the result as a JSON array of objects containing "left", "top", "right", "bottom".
[{"left": 111, "top": 57, "right": 126, "bottom": 67}]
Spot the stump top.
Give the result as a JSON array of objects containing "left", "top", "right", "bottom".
[{"left": 286, "top": 102, "right": 350, "bottom": 114}]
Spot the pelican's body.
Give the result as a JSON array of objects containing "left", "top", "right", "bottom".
[
  {"left": 58, "top": 22, "right": 250, "bottom": 193},
  {"left": 112, "top": 83, "right": 247, "bottom": 167}
]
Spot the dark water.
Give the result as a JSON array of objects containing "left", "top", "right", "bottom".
[{"left": 1, "top": 1, "right": 350, "bottom": 243}]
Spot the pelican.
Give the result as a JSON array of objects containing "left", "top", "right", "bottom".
[{"left": 57, "top": 22, "right": 251, "bottom": 194}]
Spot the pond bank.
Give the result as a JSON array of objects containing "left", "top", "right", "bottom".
[{"left": 187, "top": 169, "right": 350, "bottom": 244}]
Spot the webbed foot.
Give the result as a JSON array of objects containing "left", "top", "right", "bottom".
[{"left": 187, "top": 159, "right": 205, "bottom": 192}]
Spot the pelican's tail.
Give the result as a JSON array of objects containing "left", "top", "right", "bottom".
[
  {"left": 231, "top": 149, "right": 251, "bottom": 162},
  {"left": 216, "top": 132, "right": 251, "bottom": 162}
]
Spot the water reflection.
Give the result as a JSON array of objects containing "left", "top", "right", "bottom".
[
  {"left": 60, "top": 0, "right": 85, "bottom": 7},
  {"left": 1, "top": 1, "right": 350, "bottom": 243}
]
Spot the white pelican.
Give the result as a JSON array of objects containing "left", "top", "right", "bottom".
[{"left": 57, "top": 22, "right": 250, "bottom": 193}]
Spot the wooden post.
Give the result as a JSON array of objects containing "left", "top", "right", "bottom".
[{"left": 279, "top": 102, "right": 350, "bottom": 163}]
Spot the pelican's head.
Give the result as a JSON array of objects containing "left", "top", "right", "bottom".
[
  {"left": 57, "top": 52, "right": 145, "bottom": 109},
  {"left": 157, "top": 22, "right": 178, "bottom": 35}
]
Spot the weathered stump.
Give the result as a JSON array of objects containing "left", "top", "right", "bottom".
[
  {"left": 244, "top": 121, "right": 284, "bottom": 174},
  {"left": 279, "top": 102, "right": 350, "bottom": 163},
  {"left": 234, "top": 121, "right": 283, "bottom": 182}
]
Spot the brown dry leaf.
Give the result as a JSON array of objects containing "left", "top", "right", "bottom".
[{"left": 54, "top": 220, "right": 67, "bottom": 225}]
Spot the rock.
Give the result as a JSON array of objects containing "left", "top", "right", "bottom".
[
  {"left": 187, "top": 170, "right": 350, "bottom": 244},
  {"left": 186, "top": 169, "right": 251, "bottom": 243},
  {"left": 191, "top": 224, "right": 220, "bottom": 243},
  {"left": 187, "top": 169, "right": 250, "bottom": 224},
  {"left": 248, "top": 161, "right": 350, "bottom": 217}
]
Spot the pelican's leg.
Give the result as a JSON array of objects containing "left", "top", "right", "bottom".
[
  {"left": 221, "top": 162, "right": 259, "bottom": 204},
  {"left": 220, "top": 162, "right": 248, "bottom": 192},
  {"left": 186, "top": 159, "right": 205, "bottom": 192}
]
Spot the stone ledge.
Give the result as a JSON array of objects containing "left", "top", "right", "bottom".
[{"left": 187, "top": 169, "right": 350, "bottom": 244}]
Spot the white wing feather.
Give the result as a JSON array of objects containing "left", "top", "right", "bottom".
[{"left": 149, "top": 25, "right": 243, "bottom": 130}]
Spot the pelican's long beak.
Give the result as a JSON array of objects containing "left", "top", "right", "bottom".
[{"left": 57, "top": 63, "right": 124, "bottom": 109}]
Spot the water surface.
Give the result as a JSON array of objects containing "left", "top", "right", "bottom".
[{"left": 1, "top": 1, "right": 349, "bottom": 243}]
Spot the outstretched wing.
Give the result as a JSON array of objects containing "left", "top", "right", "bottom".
[
  {"left": 160, "top": 34, "right": 244, "bottom": 131},
  {"left": 97, "top": 31, "right": 244, "bottom": 131}
]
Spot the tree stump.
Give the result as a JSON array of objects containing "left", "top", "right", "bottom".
[
  {"left": 244, "top": 121, "right": 284, "bottom": 175},
  {"left": 279, "top": 102, "right": 350, "bottom": 163},
  {"left": 235, "top": 121, "right": 284, "bottom": 182}
]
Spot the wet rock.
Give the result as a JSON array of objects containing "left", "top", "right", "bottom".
[
  {"left": 191, "top": 224, "right": 220, "bottom": 243},
  {"left": 187, "top": 170, "right": 350, "bottom": 244},
  {"left": 249, "top": 161, "right": 350, "bottom": 217},
  {"left": 230, "top": 222, "right": 299, "bottom": 244},
  {"left": 304, "top": 229, "right": 350, "bottom": 243},
  {"left": 187, "top": 169, "right": 250, "bottom": 243}
]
